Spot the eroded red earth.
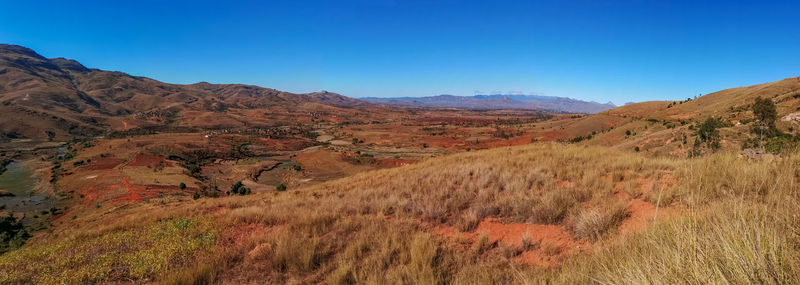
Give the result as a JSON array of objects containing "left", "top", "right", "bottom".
[{"left": 428, "top": 170, "right": 679, "bottom": 267}]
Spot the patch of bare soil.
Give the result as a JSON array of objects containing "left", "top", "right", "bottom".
[
  {"left": 431, "top": 218, "right": 588, "bottom": 268},
  {"left": 82, "top": 158, "right": 126, "bottom": 170}
]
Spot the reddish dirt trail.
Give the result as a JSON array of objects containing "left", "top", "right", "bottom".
[
  {"left": 122, "top": 121, "right": 128, "bottom": 130},
  {"left": 121, "top": 176, "right": 141, "bottom": 203},
  {"left": 115, "top": 157, "right": 143, "bottom": 203}
]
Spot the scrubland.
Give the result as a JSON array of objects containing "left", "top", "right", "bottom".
[{"left": 1, "top": 143, "right": 799, "bottom": 284}]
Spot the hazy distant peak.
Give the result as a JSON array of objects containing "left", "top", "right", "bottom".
[{"left": 364, "top": 94, "right": 617, "bottom": 113}]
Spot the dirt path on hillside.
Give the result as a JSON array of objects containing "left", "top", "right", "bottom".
[
  {"left": 116, "top": 157, "right": 141, "bottom": 203},
  {"left": 121, "top": 176, "right": 141, "bottom": 203}
]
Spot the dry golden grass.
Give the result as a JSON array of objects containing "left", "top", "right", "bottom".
[
  {"left": 3, "top": 142, "right": 800, "bottom": 284},
  {"left": 570, "top": 201, "right": 629, "bottom": 240}
]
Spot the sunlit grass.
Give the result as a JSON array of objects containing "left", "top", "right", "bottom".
[
  {"left": 3, "top": 143, "right": 800, "bottom": 283},
  {"left": 0, "top": 218, "right": 217, "bottom": 284}
]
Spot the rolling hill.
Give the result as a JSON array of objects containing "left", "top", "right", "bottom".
[
  {"left": 0, "top": 44, "right": 370, "bottom": 140},
  {"left": 539, "top": 76, "right": 800, "bottom": 157}
]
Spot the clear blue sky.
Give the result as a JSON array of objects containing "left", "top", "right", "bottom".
[{"left": 1, "top": 0, "right": 798, "bottom": 105}]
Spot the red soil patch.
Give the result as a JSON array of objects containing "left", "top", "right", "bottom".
[
  {"left": 74, "top": 171, "right": 117, "bottom": 208},
  {"left": 111, "top": 181, "right": 193, "bottom": 203},
  {"left": 475, "top": 218, "right": 588, "bottom": 267},
  {"left": 614, "top": 189, "right": 675, "bottom": 235},
  {"left": 78, "top": 185, "right": 98, "bottom": 207},
  {"left": 611, "top": 171, "right": 678, "bottom": 234},
  {"left": 435, "top": 224, "right": 461, "bottom": 239},
  {"left": 431, "top": 218, "right": 588, "bottom": 268},
  {"left": 82, "top": 158, "right": 126, "bottom": 170},
  {"left": 637, "top": 176, "right": 655, "bottom": 195},
  {"left": 127, "top": 153, "right": 172, "bottom": 167},
  {"left": 658, "top": 171, "right": 675, "bottom": 189},
  {"left": 79, "top": 184, "right": 116, "bottom": 208},
  {"left": 119, "top": 177, "right": 142, "bottom": 203},
  {"left": 617, "top": 198, "right": 658, "bottom": 235},
  {"left": 377, "top": 158, "right": 416, "bottom": 168}
]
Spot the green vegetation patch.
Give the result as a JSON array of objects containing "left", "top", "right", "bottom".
[
  {"left": 0, "top": 217, "right": 218, "bottom": 284},
  {"left": 0, "top": 216, "right": 29, "bottom": 254}
]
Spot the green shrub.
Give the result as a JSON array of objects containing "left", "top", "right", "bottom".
[
  {"left": 0, "top": 216, "right": 30, "bottom": 254},
  {"left": 764, "top": 134, "right": 800, "bottom": 154}
]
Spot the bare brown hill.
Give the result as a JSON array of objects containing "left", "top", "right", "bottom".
[{"left": 0, "top": 44, "right": 371, "bottom": 140}]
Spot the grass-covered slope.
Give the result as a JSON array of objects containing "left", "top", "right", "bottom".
[{"left": 1, "top": 143, "right": 799, "bottom": 283}]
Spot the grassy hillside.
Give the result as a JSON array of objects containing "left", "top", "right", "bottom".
[
  {"left": 543, "top": 76, "right": 800, "bottom": 157},
  {"left": 608, "top": 76, "right": 800, "bottom": 121},
  {"left": 1, "top": 142, "right": 798, "bottom": 283}
]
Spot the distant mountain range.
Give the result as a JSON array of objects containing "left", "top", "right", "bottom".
[{"left": 362, "top": 94, "right": 616, "bottom": 113}]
